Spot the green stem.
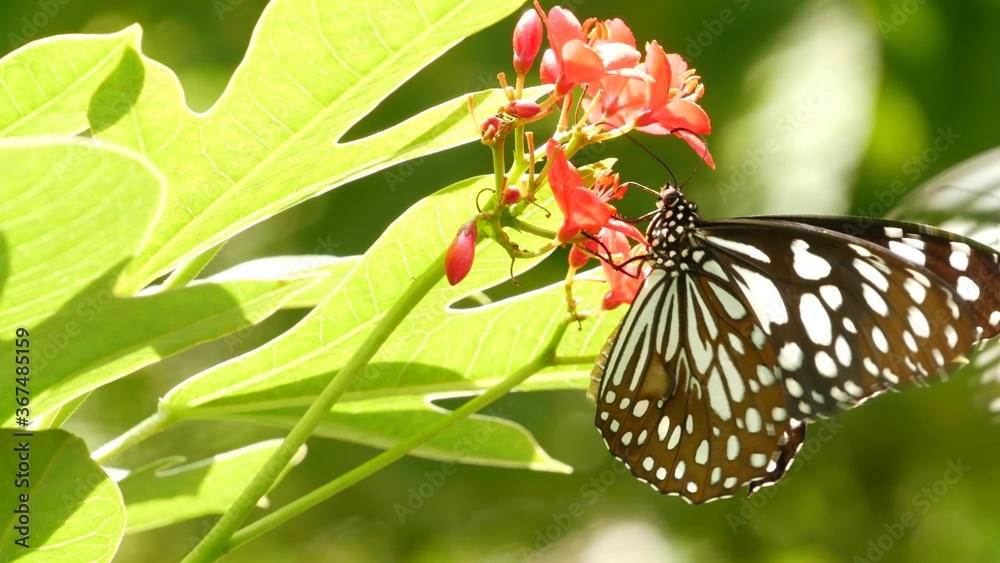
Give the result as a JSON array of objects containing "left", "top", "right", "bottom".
[
  {"left": 492, "top": 140, "right": 506, "bottom": 194},
  {"left": 224, "top": 320, "right": 571, "bottom": 555},
  {"left": 160, "top": 242, "right": 225, "bottom": 291},
  {"left": 91, "top": 411, "right": 175, "bottom": 465},
  {"left": 181, "top": 253, "right": 447, "bottom": 563},
  {"left": 508, "top": 217, "right": 557, "bottom": 239}
]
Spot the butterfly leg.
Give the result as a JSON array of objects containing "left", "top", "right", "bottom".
[{"left": 746, "top": 421, "right": 807, "bottom": 496}]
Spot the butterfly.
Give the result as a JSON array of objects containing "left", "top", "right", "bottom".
[{"left": 588, "top": 184, "right": 1000, "bottom": 504}]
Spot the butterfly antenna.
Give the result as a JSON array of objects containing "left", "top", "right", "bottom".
[
  {"left": 624, "top": 133, "right": 679, "bottom": 189},
  {"left": 667, "top": 127, "right": 711, "bottom": 190}
]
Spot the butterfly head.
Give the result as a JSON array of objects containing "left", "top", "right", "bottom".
[{"left": 648, "top": 185, "right": 700, "bottom": 259}]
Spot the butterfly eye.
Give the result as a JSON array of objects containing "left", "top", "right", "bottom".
[{"left": 660, "top": 186, "right": 681, "bottom": 206}]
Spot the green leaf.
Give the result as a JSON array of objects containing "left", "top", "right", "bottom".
[
  {"left": 160, "top": 176, "right": 619, "bottom": 469},
  {"left": 208, "top": 255, "right": 362, "bottom": 310},
  {"left": 87, "top": 0, "right": 536, "bottom": 293},
  {"left": 0, "top": 276, "right": 321, "bottom": 427},
  {"left": 120, "top": 440, "right": 307, "bottom": 534},
  {"left": 0, "top": 429, "right": 124, "bottom": 562},
  {"left": 221, "top": 396, "right": 572, "bottom": 472},
  {"left": 0, "top": 27, "right": 141, "bottom": 138},
  {"left": 0, "top": 138, "right": 163, "bottom": 330}
]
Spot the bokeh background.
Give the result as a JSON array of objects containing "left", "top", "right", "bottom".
[{"left": 4, "top": 0, "right": 1000, "bottom": 561}]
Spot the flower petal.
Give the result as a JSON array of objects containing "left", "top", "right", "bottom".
[
  {"left": 643, "top": 40, "right": 672, "bottom": 110},
  {"left": 559, "top": 187, "right": 611, "bottom": 241},
  {"left": 546, "top": 139, "right": 585, "bottom": 215},
  {"left": 674, "top": 129, "right": 716, "bottom": 169},
  {"left": 604, "top": 18, "right": 636, "bottom": 47},
  {"left": 640, "top": 98, "right": 712, "bottom": 135},
  {"left": 561, "top": 39, "right": 605, "bottom": 85},
  {"left": 593, "top": 42, "right": 641, "bottom": 72},
  {"left": 546, "top": 5, "right": 585, "bottom": 56},
  {"left": 540, "top": 49, "right": 559, "bottom": 85}
]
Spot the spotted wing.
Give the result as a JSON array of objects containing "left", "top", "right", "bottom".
[
  {"left": 770, "top": 215, "right": 1000, "bottom": 340},
  {"left": 696, "top": 217, "right": 986, "bottom": 420},
  {"left": 591, "top": 268, "right": 801, "bottom": 504}
]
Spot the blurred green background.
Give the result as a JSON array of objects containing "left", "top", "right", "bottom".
[{"left": 4, "top": 0, "right": 1000, "bottom": 561}]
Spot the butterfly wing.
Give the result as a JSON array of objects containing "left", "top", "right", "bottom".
[
  {"left": 696, "top": 217, "right": 986, "bottom": 420},
  {"left": 591, "top": 267, "right": 802, "bottom": 504},
  {"left": 765, "top": 215, "right": 1000, "bottom": 340}
]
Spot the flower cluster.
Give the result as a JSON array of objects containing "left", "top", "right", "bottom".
[{"left": 444, "top": 2, "right": 713, "bottom": 315}]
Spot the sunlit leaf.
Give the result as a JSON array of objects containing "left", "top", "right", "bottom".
[
  {"left": 0, "top": 27, "right": 140, "bottom": 137},
  {"left": 120, "top": 440, "right": 307, "bottom": 533},
  {"left": 0, "top": 430, "right": 124, "bottom": 562},
  {"left": 87, "top": 0, "right": 538, "bottom": 293}
]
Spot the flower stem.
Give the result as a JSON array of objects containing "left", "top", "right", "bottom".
[
  {"left": 91, "top": 410, "right": 176, "bottom": 465},
  {"left": 223, "top": 319, "right": 571, "bottom": 555},
  {"left": 181, "top": 253, "right": 447, "bottom": 563},
  {"left": 508, "top": 217, "right": 556, "bottom": 239}
]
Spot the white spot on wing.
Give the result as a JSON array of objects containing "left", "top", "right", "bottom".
[
  {"left": 854, "top": 258, "right": 889, "bottom": 291},
  {"left": 815, "top": 351, "right": 838, "bottom": 378},
  {"left": 800, "top": 293, "right": 832, "bottom": 345},
  {"left": 778, "top": 342, "right": 804, "bottom": 371},
  {"left": 707, "top": 368, "right": 733, "bottom": 421},
  {"left": 907, "top": 307, "right": 930, "bottom": 338},
  {"left": 863, "top": 284, "right": 890, "bottom": 316},
  {"left": 726, "top": 435, "right": 739, "bottom": 460},
  {"left": 791, "top": 239, "right": 832, "bottom": 280},
  {"left": 745, "top": 408, "right": 762, "bottom": 433},
  {"left": 696, "top": 440, "right": 710, "bottom": 464},
  {"left": 904, "top": 277, "right": 926, "bottom": 304},
  {"left": 889, "top": 240, "right": 926, "bottom": 265},
  {"left": 950, "top": 250, "right": 969, "bottom": 271},
  {"left": 717, "top": 345, "right": 745, "bottom": 403},
  {"left": 733, "top": 265, "right": 788, "bottom": 331},
  {"left": 706, "top": 235, "right": 772, "bottom": 263},
  {"left": 820, "top": 285, "right": 843, "bottom": 310},
  {"left": 957, "top": 276, "right": 981, "bottom": 301}
]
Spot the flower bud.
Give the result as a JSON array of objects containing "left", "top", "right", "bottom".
[
  {"left": 504, "top": 99, "right": 541, "bottom": 119},
  {"left": 480, "top": 115, "right": 503, "bottom": 141},
  {"left": 512, "top": 10, "right": 543, "bottom": 74},
  {"left": 445, "top": 221, "right": 478, "bottom": 285},
  {"left": 503, "top": 186, "right": 522, "bottom": 204},
  {"left": 568, "top": 245, "right": 591, "bottom": 268}
]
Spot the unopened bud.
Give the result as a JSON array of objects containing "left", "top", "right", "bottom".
[
  {"left": 512, "top": 10, "right": 543, "bottom": 74},
  {"left": 568, "top": 245, "right": 591, "bottom": 268},
  {"left": 445, "top": 221, "right": 478, "bottom": 285},
  {"left": 504, "top": 99, "right": 541, "bottom": 118},
  {"left": 503, "top": 186, "right": 522, "bottom": 204}
]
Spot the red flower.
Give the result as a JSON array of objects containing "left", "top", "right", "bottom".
[
  {"left": 513, "top": 9, "right": 543, "bottom": 74},
  {"left": 445, "top": 221, "right": 477, "bottom": 285},
  {"left": 585, "top": 42, "right": 715, "bottom": 168},
  {"left": 598, "top": 227, "right": 647, "bottom": 310},
  {"left": 535, "top": 3, "right": 641, "bottom": 96},
  {"left": 546, "top": 139, "right": 612, "bottom": 242},
  {"left": 635, "top": 43, "right": 713, "bottom": 167}
]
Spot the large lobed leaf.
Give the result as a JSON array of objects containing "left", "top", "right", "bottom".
[{"left": 87, "top": 0, "right": 535, "bottom": 293}]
